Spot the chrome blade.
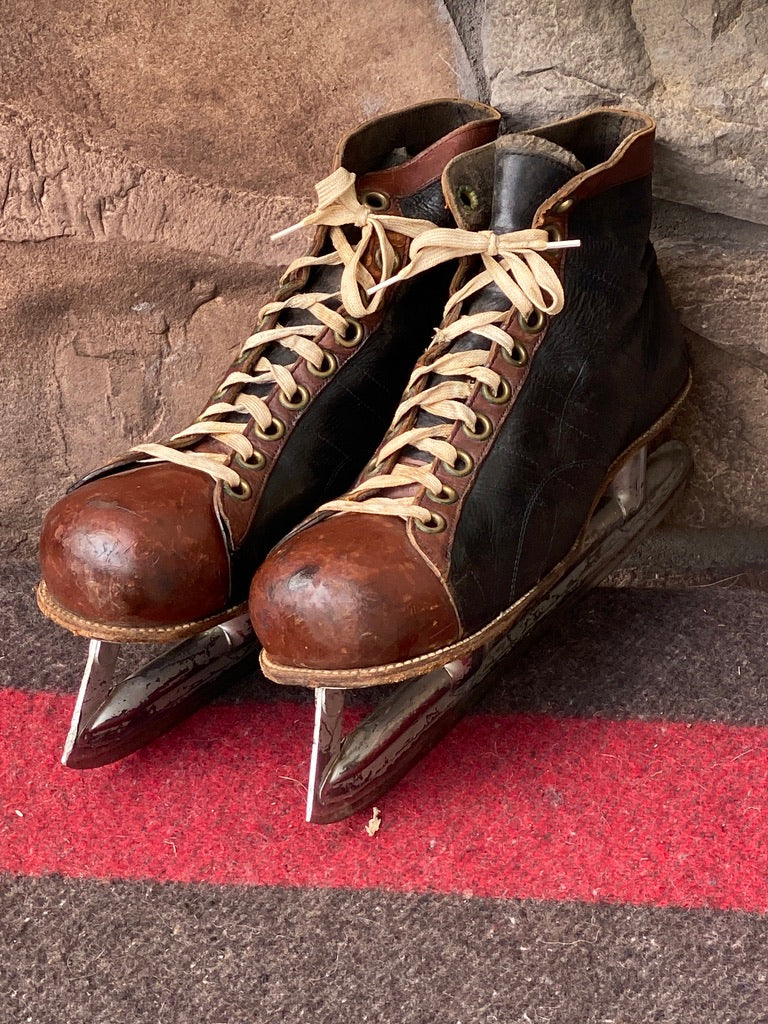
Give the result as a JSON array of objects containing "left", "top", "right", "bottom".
[
  {"left": 306, "top": 688, "right": 346, "bottom": 822},
  {"left": 62, "top": 639, "right": 120, "bottom": 766},
  {"left": 64, "top": 614, "right": 259, "bottom": 769}
]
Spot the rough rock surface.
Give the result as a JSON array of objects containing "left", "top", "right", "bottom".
[
  {"left": 3, "top": 0, "right": 767, "bottom": 575},
  {"left": 0, "top": 106, "right": 305, "bottom": 259},
  {"left": 672, "top": 332, "right": 768, "bottom": 530},
  {"left": 0, "top": 0, "right": 464, "bottom": 554},
  {"left": 482, "top": 0, "right": 768, "bottom": 225},
  {"left": 651, "top": 201, "right": 768, "bottom": 533},
  {"left": 0, "top": 0, "right": 467, "bottom": 195},
  {"left": 0, "top": 238, "right": 274, "bottom": 552}
]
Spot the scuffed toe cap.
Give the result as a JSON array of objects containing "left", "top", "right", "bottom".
[
  {"left": 249, "top": 514, "right": 460, "bottom": 671},
  {"left": 39, "top": 463, "right": 232, "bottom": 631}
]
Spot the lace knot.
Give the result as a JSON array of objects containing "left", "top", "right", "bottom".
[{"left": 483, "top": 231, "right": 500, "bottom": 257}]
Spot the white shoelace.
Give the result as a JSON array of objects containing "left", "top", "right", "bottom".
[
  {"left": 320, "top": 225, "right": 579, "bottom": 524},
  {"left": 130, "top": 167, "right": 436, "bottom": 490}
]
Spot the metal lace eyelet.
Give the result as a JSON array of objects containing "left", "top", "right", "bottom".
[
  {"left": 426, "top": 483, "right": 458, "bottom": 505},
  {"left": 481, "top": 378, "right": 512, "bottom": 404},
  {"left": 361, "top": 190, "right": 390, "bottom": 212},
  {"left": 234, "top": 451, "right": 266, "bottom": 472},
  {"left": 362, "top": 458, "right": 380, "bottom": 478},
  {"left": 373, "top": 248, "right": 401, "bottom": 273},
  {"left": 442, "top": 450, "right": 474, "bottom": 477},
  {"left": 543, "top": 221, "right": 563, "bottom": 243},
  {"left": 457, "top": 185, "right": 479, "bottom": 211},
  {"left": 224, "top": 477, "right": 252, "bottom": 501},
  {"left": 333, "top": 318, "right": 364, "bottom": 349},
  {"left": 306, "top": 351, "right": 338, "bottom": 378},
  {"left": 255, "top": 417, "right": 285, "bottom": 441},
  {"left": 552, "top": 197, "right": 574, "bottom": 214},
  {"left": 462, "top": 414, "right": 492, "bottom": 442},
  {"left": 278, "top": 384, "right": 310, "bottom": 411},
  {"left": 502, "top": 340, "right": 529, "bottom": 367},
  {"left": 517, "top": 308, "right": 547, "bottom": 335},
  {"left": 414, "top": 511, "right": 447, "bottom": 534},
  {"left": 210, "top": 384, "right": 230, "bottom": 402}
]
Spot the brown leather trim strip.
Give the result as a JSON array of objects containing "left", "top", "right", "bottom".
[
  {"left": 407, "top": 331, "right": 547, "bottom": 580},
  {"left": 534, "top": 108, "right": 655, "bottom": 220},
  {"left": 357, "top": 115, "right": 501, "bottom": 198}
]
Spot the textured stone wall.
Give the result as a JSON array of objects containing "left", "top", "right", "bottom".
[
  {"left": 449, "top": 0, "right": 768, "bottom": 576},
  {"left": 0, "top": 0, "right": 465, "bottom": 553}
]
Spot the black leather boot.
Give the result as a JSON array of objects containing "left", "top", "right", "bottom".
[{"left": 251, "top": 107, "right": 691, "bottom": 685}]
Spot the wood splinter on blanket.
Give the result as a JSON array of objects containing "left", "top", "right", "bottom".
[{"left": 365, "top": 807, "right": 382, "bottom": 837}]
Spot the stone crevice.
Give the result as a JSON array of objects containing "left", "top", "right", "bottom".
[{"left": 711, "top": 0, "right": 746, "bottom": 41}]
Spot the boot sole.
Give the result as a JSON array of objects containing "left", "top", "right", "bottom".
[
  {"left": 36, "top": 581, "right": 247, "bottom": 643},
  {"left": 261, "top": 374, "right": 692, "bottom": 688}
]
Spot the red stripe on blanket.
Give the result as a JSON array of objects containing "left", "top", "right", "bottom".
[{"left": 2, "top": 689, "right": 766, "bottom": 911}]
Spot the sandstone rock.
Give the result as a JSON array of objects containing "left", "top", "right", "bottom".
[
  {"left": 0, "top": 0, "right": 463, "bottom": 196},
  {"left": 0, "top": 0, "right": 466, "bottom": 555},
  {"left": 0, "top": 106, "right": 305, "bottom": 261},
  {"left": 0, "top": 238, "right": 274, "bottom": 553},
  {"left": 481, "top": 0, "right": 768, "bottom": 224}
]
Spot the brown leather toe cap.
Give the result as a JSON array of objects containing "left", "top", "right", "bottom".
[
  {"left": 40, "top": 463, "right": 232, "bottom": 628},
  {"left": 249, "top": 514, "right": 460, "bottom": 670}
]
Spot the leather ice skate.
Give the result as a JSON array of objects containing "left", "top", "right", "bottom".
[
  {"left": 37, "top": 99, "right": 501, "bottom": 768},
  {"left": 250, "top": 108, "right": 693, "bottom": 822}
]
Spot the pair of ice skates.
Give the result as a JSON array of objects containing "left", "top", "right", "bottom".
[{"left": 37, "top": 99, "right": 692, "bottom": 824}]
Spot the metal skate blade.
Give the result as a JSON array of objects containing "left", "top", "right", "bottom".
[
  {"left": 62, "top": 639, "right": 121, "bottom": 767},
  {"left": 306, "top": 655, "right": 482, "bottom": 824},
  {"left": 305, "top": 440, "right": 692, "bottom": 824},
  {"left": 63, "top": 614, "right": 259, "bottom": 769}
]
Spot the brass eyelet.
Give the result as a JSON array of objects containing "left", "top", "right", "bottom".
[
  {"left": 442, "top": 450, "right": 474, "bottom": 477},
  {"left": 361, "top": 190, "right": 390, "bottom": 212},
  {"left": 306, "top": 351, "right": 338, "bottom": 378},
  {"left": 552, "top": 197, "right": 574, "bottom": 214},
  {"left": 544, "top": 222, "right": 563, "bottom": 243},
  {"left": 234, "top": 451, "right": 266, "bottom": 472},
  {"left": 457, "top": 185, "right": 479, "bottom": 211},
  {"left": 278, "top": 384, "right": 310, "bottom": 411},
  {"left": 517, "top": 308, "right": 547, "bottom": 335},
  {"left": 255, "top": 416, "right": 285, "bottom": 441},
  {"left": 481, "top": 378, "right": 512, "bottom": 404},
  {"left": 210, "top": 384, "right": 230, "bottom": 402},
  {"left": 462, "top": 414, "right": 492, "bottom": 442},
  {"left": 362, "top": 459, "right": 380, "bottom": 478},
  {"left": 334, "top": 318, "right": 364, "bottom": 349},
  {"left": 502, "top": 340, "right": 529, "bottom": 367},
  {"left": 223, "top": 478, "right": 252, "bottom": 501},
  {"left": 414, "top": 511, "right": 447, "bottom": 534},
  {"left": 426, "top": 483, "right": 458, "bottom": 505},
  {"left": 373, "top": 248, "right": 401, "bottom": 274}
]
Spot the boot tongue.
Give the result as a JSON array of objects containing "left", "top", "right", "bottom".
[
  {"left": 489, "top": 134, "right": 585, "bottom": 233},
  {"left": 452, "top": 134, "right": 585, "bottom": 332}
]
